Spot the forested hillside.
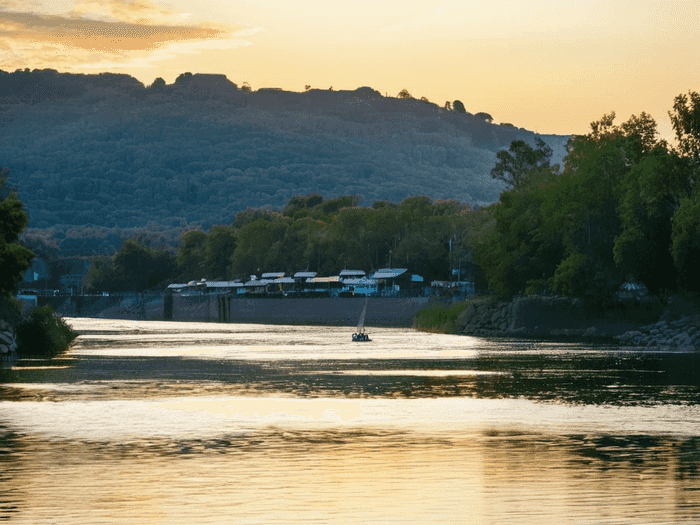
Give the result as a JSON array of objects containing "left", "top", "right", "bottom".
[{"left": 0, "top": 69, "right": 568, "bottom": 256}]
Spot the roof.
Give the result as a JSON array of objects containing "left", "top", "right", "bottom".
[
  {"left": 205, "top": 281, "right": 243, "bottom": 288},
  {"left": 261, "top": 272, "right": 285, "bottom": 279},
  {"left": 244, "top": 279, "right": 273, "bottom": 286},
  {"left": 372, "top": 268, "right": 408, "bottom": 279},
  {"left": 294, "top": 271, "right": 317, "bottom": 278},
  {"left": 339, "top": 269, "right": 366, "bottom": 277},
  {"left": 342, "top": 277, "right": 377, "bottom": 285},
  {"left": 274, "top": 277, "right": 295, "bottom": 284},
  {"left": 308, "top": 276, "right": 342, "bottom": 283}
]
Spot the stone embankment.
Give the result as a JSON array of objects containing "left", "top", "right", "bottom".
[
  {"left": 457, "top": 296, "right": 650, "bottom": 340},
  {"left": 0, "top": 320, "right": 18, "bottom": 364},
  {"left": 616, "top": 315, "right": 700, "bottom": 351}
]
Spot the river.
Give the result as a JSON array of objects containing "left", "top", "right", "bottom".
[{"left": 1, "top": 318, "right": 699, "bottom": 524}]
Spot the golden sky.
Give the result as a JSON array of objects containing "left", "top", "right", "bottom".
[{"left": 1, "top": 0, "right": 698, "bottom": 138}]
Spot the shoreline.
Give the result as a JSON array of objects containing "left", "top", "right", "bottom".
[{"left": 414, "top": 295, "right": 700, "bottom": 350}]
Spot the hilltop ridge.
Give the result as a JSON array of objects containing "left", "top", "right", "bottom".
[{"left": 0, "top": 69, "right": 569, "bottom": 254}]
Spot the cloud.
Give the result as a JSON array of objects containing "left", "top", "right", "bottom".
[{"left": 0, "top": 1, "right": 252, "bottom": 71}]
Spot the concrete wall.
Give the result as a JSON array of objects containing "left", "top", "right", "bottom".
[
  {"left": 173, "top": 295, "right": 430, "bottom": 327},
  {"left": 40, "top": 294, "right": 164, "bottom": 320}
]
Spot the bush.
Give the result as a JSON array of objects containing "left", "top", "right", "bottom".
[
  {"left": 16, "top": 305, "right": 78, "bottom": 358},
  {"left": 414, "top": 301, "right": 468, "bottom": 333}
]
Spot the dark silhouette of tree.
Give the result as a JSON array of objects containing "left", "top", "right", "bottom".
[
  {"left": 669, "top": 90, "right": 700, "bottom": 162},
  {"left": 148, "top": 78, "right": 166, "bottom": 91},
  {"left": 398, "top": 89, "right": 412, "bottom": 99},
  {"left": 0, "top": 170, "right": 34, "bottom": 296},
  {"left": 475, "top": 112, "right": 493, "bottom": 122},
  {"left": 453, "top": 100, "right": 466, "bottom": 113}
]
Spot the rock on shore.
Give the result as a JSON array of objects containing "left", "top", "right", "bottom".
[
  {"left": 616, "top": 315, "right": 700, "bottom": 351},
  {"left": 457, "top": 296, "right": 663, "bottom": 341},
  {"left": 0, "top": 319, "right": 18, "bottom": 364}
]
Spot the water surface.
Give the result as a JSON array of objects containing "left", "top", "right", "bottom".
[{"left": 1, "top": 319, "right": 699, "bottom": 524}]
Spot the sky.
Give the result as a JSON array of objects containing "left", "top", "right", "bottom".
[{"left": 1, "top": 0, "right": 698, "bottom": 138}]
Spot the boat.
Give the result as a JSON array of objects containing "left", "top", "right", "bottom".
[{"left": 352, "top": 297, "right": 371, "bottom": 342}]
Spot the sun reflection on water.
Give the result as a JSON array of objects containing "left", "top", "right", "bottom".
[{"left": 0, "top": 318, "right": 699, "bottom": 524}]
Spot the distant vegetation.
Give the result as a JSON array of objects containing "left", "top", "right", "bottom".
[
  {"left": 84, "top": 90, "right": 700, "bottom": 306},
  {"left": 84, "top": 194, "right": 480, "bottom": 292},
  {"left": 5, "top": 70, "right": 696, "bottom": 309},
  {"left": 0, "top": 69, "right": 567, "bottom": 259}
]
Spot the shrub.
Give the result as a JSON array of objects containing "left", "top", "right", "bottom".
[
  {"left": 16, "top": 306, "right": 78, "bottom": 358},
  {"left": 414, "top": 302, "right": 468, "bottom": 333}
]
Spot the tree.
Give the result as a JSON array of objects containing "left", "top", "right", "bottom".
[
  {"left": 669, "top": 90, "right": 700, "bottom": 163},
  {"left": 490, "top": 138, "right": 553, "bottom": 189},
  {"left": 177, "top": 230, "right": 207, "bottom": 281},
  {"left": 205, "top": 225, "right": 237, "bottom": 279},
  {"left": 91, "top": 239, "right": 176, "bottom": 292},
  {"left": 231, "top": 219, "right": 288, "bottom": 277},
  {"left": 398, "top": 89, "right": 412, "bottom": 99},
  {"left": 444, "top": 101, "right": 452, "bottom": 111},
  {"left": 667, "top": 91, "right": 700, "bottom": 290},
  {"left": 452, "top": 100, "right": 466, "bottom": 113},
  {"left": 0, "top": 171, "right": 34, "bottom": 296},
  {"left": 148, "top": 78, "right": 166, "bottom": 91},
  {"left": 470, "top": 167, "right": 564, "bottom": 297},
  {"left": 475, "top": 112, "right": 493, "bottom": 122},
  {"left": 671, "top": 186, "right": 700, "bottom": 291}
]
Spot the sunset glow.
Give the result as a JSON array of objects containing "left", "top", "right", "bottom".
[{"left": 1, "top": 0, "right": 698, "bottom": 137}]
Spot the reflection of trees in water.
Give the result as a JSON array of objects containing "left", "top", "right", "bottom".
[{"left": 0, "top": 424, "right": 21, "bottom": 521}]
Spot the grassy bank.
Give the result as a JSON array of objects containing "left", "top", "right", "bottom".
[{"left": 413, "top": 301, "right": 467, "bottom": 333}]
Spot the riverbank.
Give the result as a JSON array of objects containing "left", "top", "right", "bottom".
[{"left": 414, "top": 294, "right": 700, "bottom": 349}]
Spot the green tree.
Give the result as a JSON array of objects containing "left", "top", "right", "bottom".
[
  {"left": 671, "top": 186, "right": 700, "bottom": 291},
  {"left": 231, "top": 219, "right": 289, "bottom": 277},
  {"left": 108, "top": 239, "right": 175, "bottom": 291},
  {"left": 667, "top": 90, "right": 700, "bottom": 290},
  {"left": 83, "top": 257, "right": 114, "bottom": 293},
  {"left": 471, "top": 167, "right": 564, "bottom": 297},
  {"left": 490, "top": 138, "right": 553, "bottom": 189},
  {"left": 669, "top": 91, "right": 700, "bottom": 162},
  {"left": 205, "top": 225, "right": 237, "bottom": 279},
  {"left": 542, "top": 112, "right": 664, "bottom": 301},
  {"left": 177, "top": 230, "right": 207, "bottom": 281},
  {"left": 0, "top": 171, "right": 34, "bottom": 296},
  {"left": 613, "top": 146, "right": 682, "bottom": 294},
  {"left": 453, "top": 100, "right": 466, "bottom": 113}
]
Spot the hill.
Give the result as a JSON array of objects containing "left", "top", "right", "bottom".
[{"left": 0, "top": 69, "right": 569, "bottom": 254}]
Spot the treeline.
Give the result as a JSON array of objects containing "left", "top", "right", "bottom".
[
  {"left": 84, "top": 91, "right": 700, "bottom": 304},
  {"left": 84, "top": 194, "right": 477, "bottom": 292},
  {"left": 469, "top": 91, "right": 700, "bottom": 302}
]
